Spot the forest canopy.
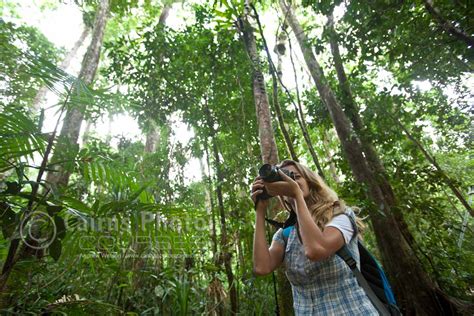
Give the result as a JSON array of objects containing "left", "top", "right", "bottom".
[{"left": 0, "top": 0, "right": 472, "bottom": 314}]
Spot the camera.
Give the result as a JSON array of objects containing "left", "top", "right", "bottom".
[{"left": 256, "top": 164, "right": 295, "bottom": 200}]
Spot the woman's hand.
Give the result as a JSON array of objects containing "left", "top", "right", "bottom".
[
  {"left": 251, "top": 176, "right": 269, "bottom": 211},
  {"left": 264, "top": 169, "right": 302, "bottom": 199}
]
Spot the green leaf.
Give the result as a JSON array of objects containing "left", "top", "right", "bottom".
[
  {"left": 213, "top": 9, "right": 228, "bottom": 19},
  {"left": 0, "top": 109, "right": 48, "bottom": 166},
  {"left": 62, "top": 196, "right": 93, "bottom": 214},
  {"left": 92, "top": 199, "right": 100, "bottom": 212},
  {"left": 1, "top": 203, "right": 17, "bottom": 239},
  {"left": 128, "top": 182, "right": 150, "bottom": 201},
  {"left": 154, "top": 284, "right": 165, "bottom": 297},
  {"left": 3, "top": 181, "right": 21, "bottom": 194},
  {"left": 49, "top": 238, "right": 62, "bottom": 261},
  {"left": 47, "top": 204, "right": 63, "bottom": 216},
  {"left": 54, "top": 216, "right": 66, "bottom": 240},
  {"left": 15, "top": 163, "right": 26, "bottom": 184}
]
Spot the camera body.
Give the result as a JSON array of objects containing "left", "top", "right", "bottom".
[{"left": 257, "top": 164, "right": 296, "bottom": 200}]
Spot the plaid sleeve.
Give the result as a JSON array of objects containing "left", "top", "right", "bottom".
[{"left": 272, "top": 228, "right": 285, "bottom": 246}]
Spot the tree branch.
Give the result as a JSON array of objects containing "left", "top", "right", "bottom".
[{"left": 423, "top": 0, "right": 474, "bottom": 47}]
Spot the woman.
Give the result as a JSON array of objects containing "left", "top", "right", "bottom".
[{"left": 251, "top": 159, "right": 378, "bottom": 315}]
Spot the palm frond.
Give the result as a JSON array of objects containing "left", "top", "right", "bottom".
[{"left": 0, "top": 108, "right": 47, "bottom": 169}]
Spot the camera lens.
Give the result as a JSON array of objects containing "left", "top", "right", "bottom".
[{"left": 259, "top": 164, "right": 274, "bottom": 179}]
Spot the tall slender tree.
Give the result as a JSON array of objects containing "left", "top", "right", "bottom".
[
  {"left": 280, "top": 23, "right": 327, "bottom": 179},
  {"left": 327, "top": 7, "right": 472, "bottom": 219},
  {"left": 131, "top": 4, "right": 172, "bottom": 297},
  {"left": 257, "top": 18, "right": 298, "bottom": 162},
  {"left": 391, "top": 113, "right": 473, "bottom": 217},
  {"left": 325, "top": 11, "right": 416, "bottom": 247},
  {"left": 279, "top": 1, "right": 460, "bottom": 314},
  {"left": 239, "top": 8, "right": 279, "bottom": 167},
  {"left": 203, "top": 97, "right": 238, "bottom": 314},
  {"left": 238, "top": 3, "right": 293, "bottom": 314},
  {"left": 321, "top": 129, "right": 340, "bottom": 184},
  {"left": 144, "top": 3, "right": 171, "bottom": 153},
  {"left": 32, "top": 27, "right": 90, "bottom": 111},
  {"left": 202, "top": 143, "right": 218, "bottom": 258},
  {"left": 46, "top": 0, "right": 110, "bottom": 190}
]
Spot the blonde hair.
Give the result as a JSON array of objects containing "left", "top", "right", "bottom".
[{"left": 278, "top": 159, "right": 366, "bottom": 234}]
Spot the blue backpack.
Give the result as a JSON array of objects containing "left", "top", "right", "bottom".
[{"left": 282, "top": 214, "right": 401, "bottom": 316}]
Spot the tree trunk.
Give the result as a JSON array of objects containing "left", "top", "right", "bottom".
[
  {"left": 326, "top": 12, "right": 396, "bottom": 204},
  {"left": 239, "top": 6, "right": 294, "bottom": 315},
  {"left": 203, "top": 144, "right": 218, "bottom": 258},
  {"left": 105, "top": 112, "right": 113, "bottom": 145},
  {"left": 326, "top": 11, "right": 416, "bottom": 247},
  {"left": 0, "top": 98, "right": 69, "bottom": 298},
  {"left": 327, "top": 6, "right": 474, "bottom": 283},
  {"left": 130, "top": 5, "right": 172, "bottom": 297},
  {"left": 144, "top": 120, "right": 161, "bottom": 153},
  {"left": 239, "top": 13, "right": 279, "bottom": 166},
  {"left": 259, "top": 21, "right": 298, "bottom": 161},
  {"left": 46, "top": 0, "right": 110, "bottom": 190},
  {"left": 272, "top": 55, "right": 299, "bottom": 162},
  {"left": 143, "top": 4, "right": 171, "bottom": 153},
  {"left": 254, "top": 6, "right": 328, "bottom": 179},
  {"left": 32, "top": 27, "right": 90, "bottom": 111},
  {"left": 280, "top": 1, "right": 452, "bottom": 314},
  {"left": 81, "top": 120, "right": 93, "bottom": 144},
  {"left": 236, "top": 230, "right": 245, "bottom": 277},
  {"left": 283, "top": 25, "right": 326, "bottom": 179},
  {"left": 204, "top": 98, "right": 238, "bottom": 314}
]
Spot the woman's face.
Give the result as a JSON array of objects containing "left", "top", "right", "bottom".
[{"left": 282, "top": 164, "right": 310, "bottom": 199}]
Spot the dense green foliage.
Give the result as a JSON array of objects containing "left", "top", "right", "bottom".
[{"left": 0, "top": 0, "right": 472, "bottom": 314}]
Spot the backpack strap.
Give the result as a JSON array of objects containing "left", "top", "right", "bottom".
[
  {"left": 336, "top": 211, "right": 391, "bottom": 316},
  {"left": 337, "top": 245, "right": 390, "bottom": 316},
  {"left": 343, "top": 210, "right": 358, "bottom": 243},
  {"left": 282, "top": 225, "right": 294, "bottom": 248},
  {"left": 278, "top": 226, "right": 289, "bottom": 261}
]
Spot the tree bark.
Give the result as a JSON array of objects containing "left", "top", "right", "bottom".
[
  {"left": 256, "top": 17, "right": 298, "bottom": 162},
  {"left": 32, "top": 27, "right": 90, "bottom": 111},
  {"left": 46, "top": 0, "right": 110, "bottom": 190},
  {"left": 239, "top": 6, "right": 294, "bottom": 315},
  {"left": 81, "top": 120, "right": 93, "bottom": 144},
  {"left": 239, "top": 13, "right": 279, "bottom": 166},
  {"left": 203, "top": 139, "right": 218, "bottom": 258},
  {"left": 280, "top": 1, "right": 450, "bottom": 314},
  {"left": 144, "top": 120, "right": 161, "bottom": 153}
]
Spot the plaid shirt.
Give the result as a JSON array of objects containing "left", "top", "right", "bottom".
[{"left": 272, "top": 209, "right": 378, "bottom": 315}]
